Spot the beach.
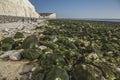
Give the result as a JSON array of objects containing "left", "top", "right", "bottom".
[{"left": 0, "top": 19, "right": 120, "bottom": 80}]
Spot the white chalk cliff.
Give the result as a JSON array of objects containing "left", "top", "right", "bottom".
[{"left": 0, "top": 0, "right": 39, "bottom": 18}]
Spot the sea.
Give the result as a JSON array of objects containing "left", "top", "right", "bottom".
[
  {"left": 79, "top": 18, "right": 120, "bottom": 22},
  {"left": 59, "top": 18, "right": 120, "bottom": 22}
]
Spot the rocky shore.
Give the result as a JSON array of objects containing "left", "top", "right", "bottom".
[
  {"left": 0, "top": 20, "right": 47, "bottom": 80},
  {"left": 0, "top": 20, "right": 120, "bottom": 80}
]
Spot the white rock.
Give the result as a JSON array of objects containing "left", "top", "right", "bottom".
[
  {"left": 31, "top": 67, "right": 36, "bottom": 72},
  {"left": 17, "top": 26, "right": 24, "bottom": 30},
  {"left": 116, "top": 68, "right": 120, "bottom": 73},
  {"left": 88, "top": 53, "right": 98, "bottom": 59},
  {"left": 101, "top": 76, "right": 106, "bottom": 80},
  {"left": 0, "top": 49, "right": 23, "bottom": 61},
  {"left": 9, "top": 50, "right": 23, "bottom": 61},
  {"left": 52, "top": 37, "right": 58, "bottom": 42},
  {"left": 4, "top": 28, "right": 9, "bottom": 32},
  {"left": 9, "top": 49, "right": 23, "bottom": 61},
  {"left": 39, "top": 45, "right": 47, "bottom": 50},
  {"left": 24, "top": 30, "right": 31, "bottom": 34},
  {"left": 9, "top": 54, "right": 21, "bottom": 60},
  {"left": 0, "top": 0, "right": 39, "bottom": 18},
  {"left": 0, "top": 50, "right": 14, "bottom": 58}
]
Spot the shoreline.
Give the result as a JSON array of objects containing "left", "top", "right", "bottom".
[
  {"left": 46, "top": 18, "right": 120, "bottom": 23},
  {"left": 53, "top": 18, "right": 120, "bottom": 23}
]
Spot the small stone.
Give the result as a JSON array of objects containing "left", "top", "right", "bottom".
[
  {"left": 88, "top": 53, "right": 98, "bottom": 60},
  {"left": 116, "top": 68, "right": 120, "bottom": 73},
  {"left": 39, "top": 45, "right": 47, "bottom": 50},
  {"left": 0, "top": 34, "right": 4, "bottom": 41},
  {"left": 52, "top": 37, "right": 58, "bottom": 42},
  {"left": 4, "top": 28, "right": 9, "bottom": 32},
  {"left": 17, "top": 26, "right": 24, "bottom": 30},
  {"left": 9, "top": 50, "right": 23, "bottom": 61},
  {"left": 24, "top": 30, "right": 31, "bottom": 34},
  {"left": 31, "top": 67, "right": 36, "bottom": 72},
  {"left": 83, "top": 40, "right": 90, "bottom": 47}
]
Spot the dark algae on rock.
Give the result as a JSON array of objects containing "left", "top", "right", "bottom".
[
  {"left": 14, "top": 32, "right": 25, "bottom": 39},
  {"left": 22, "top": 49, "right": 41, "bottom": 60},
  {"left": 1, "top": 37, "right": 15, "bottom": 51},
  {"left": 22, "top": 35, "right": 39, "bottom": 49}
]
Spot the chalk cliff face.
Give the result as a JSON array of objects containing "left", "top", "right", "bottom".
[{"left": 0, "top": 0, "right": 39, "bottom": 18}]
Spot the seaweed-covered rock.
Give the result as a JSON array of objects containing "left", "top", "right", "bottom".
[
  {"left": 40, "top": 53, "right": 66, "bottom": 68},
  {"left": 63, "top": 50, "right": 79, "bottom": 65},
  {"left": 1, "top": 37, "right": 14, "bottom": 44},
  {"left": 1, "top": 43, "right": 13, "bottom": 51},
  {"left": 57, "top": 37, "right": 77, "bottom": 49},
  {"left": 22, "top": 35, "right": 39, "bottom": 49},
  {"left": 1, "top": 37, "right": 15, "bottom": 51},
  {"left": 45, "top": 67, "right": 69, "bottom": 80},
  {"left": 42, "top": 48, "right": 53, "bottom": 54},
  {"left": 12, "top": 40, "right": 23, "bottom": 50},
  {"left": 32, "top": 67, "right": 45, "bottom": 80},
  {"left": 95, "top": 62, "right": 117, "bottom": 79},
  {"left": 74, "top": 40, "right": 82, "bottom": 49},
  {"left": 72, "top": 64, "right": 100, "bottom": 80},
  {"left": 22, "top": 49, "right": 41, "bottom": 60},
  {"left": 14, "top": 32, "right": 25, "bottom": 39}
]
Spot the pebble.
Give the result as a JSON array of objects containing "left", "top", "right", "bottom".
[
  {"left": 88, "top": 53, "right": 98, "bottom": 59},
  {"left": 39, "top": 45, "right": 47, "bottom": 50}
]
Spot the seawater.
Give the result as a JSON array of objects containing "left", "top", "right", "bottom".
[
  {"left": 60, "top": 18, "right": 120, "bottom": 22},
  {"left": 76, "top": 18, "right": 120, "bottom": 22}
]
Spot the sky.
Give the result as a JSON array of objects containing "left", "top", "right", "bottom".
[{"left": 29, "top": 0, "right": 120, "bottom": 19}]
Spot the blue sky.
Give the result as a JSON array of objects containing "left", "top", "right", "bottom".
[{"left": 30, "top": 0, "right": 120, "bottom": 19}]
